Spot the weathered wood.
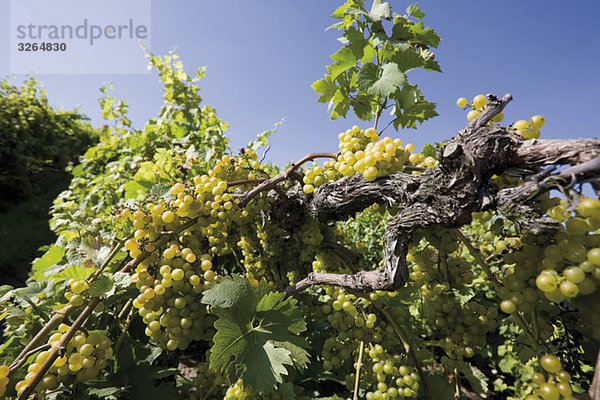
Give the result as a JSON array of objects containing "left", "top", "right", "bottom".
[{"left": 238, "top": 94, "right": 600, "bottom": 295}]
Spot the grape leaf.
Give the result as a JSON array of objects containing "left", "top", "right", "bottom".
[
  {"left": 391, "top": 49, "right": 426, "bottom": 72},
  {"left": 330, "top": 89, "right": 351, "bottom": 119},
  {"left": 343, "top": 26, "right": 367, "bottom": 59},
  {"left": 31, "top": 245, "right": 65, "bottom": 280},
  {"left": 463, "top": 364, "right": 489, "bottom": 394},
  {"left": 88, "top": 387, "right": 126, "bottom": 399},
  {"left": 331, "top": 0, "right": 355, "bottom": 19},
  {"left": 329, "top": 47, "right": 357, "bottom": 79},
  {"left": 421, "top": 144, "right": 437, "bottom": 159},
  {"left": 124, "top": 180, "right": 148, "bottom": 200},
  {"left": 392, "top": 84, "right": 438, "bottom": 129},
  {"left": 406, "top": 4, "right": 425, "bottom": 20},
  {"left": 357, "top": 62, "right": 406, "bottom": 97},
  {"left": 133, "top": 161, "right": 156, "bottom": 184},
  {"left": 409, "top": 21, "right": 441, "bottom": 48},
  {"left": 248, "top": 119, "right": 284, "bottom": 151},
  {"left": 53, "top": 265, "right": 96, "bottom": 282},
  {"left": 88, "top": 274, "right": 114, "bottom": 297},
  {"left": 366, "top": 0, "right": 392, "bottom": 22},
  {"left": 351, "top": 94, "right": 373, "bottom": 120},
  {"left": 312, "top": 77, "right": 338, "bottom": 103},
  {"left": 113, "top": 271, "right": 133, "bottom": 290},
  {"left": 202, "top": 276, "right": 308, "bottom": 392}
]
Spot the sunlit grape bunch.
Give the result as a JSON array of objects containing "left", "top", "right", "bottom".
[
  {"left": 303, "top": 126, "right": 415, "bottom": 193},
  {"left": 457, "top": 94, "right": 545, "bottom": 138},
  {"left": 525, "top": 354, "right": 576, "bottom": 400},
  {"left": 15, "top": 324, "right": 112, "bottom": 397},
  {"left": 457, "top": 94, "right": 504, "bottom": 124},
  {"left": 530, "top": 197, "right": 600, "bottom": 340},
  {"left": 116, "top": 149, "right": 282, "bottom": 351},
  {"left": 364, "top": 357, "right": 420, "bottom": 399},
  {"left": 537, "top": 198, "right": 600, "bottom": 302},
  {"left": 512, "top": 114, "right": 545, "bottom": 139}
]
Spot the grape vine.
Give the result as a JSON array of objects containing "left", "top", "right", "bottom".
[{"left": 1, "top": 1, "right": 599, "bottom": 400}]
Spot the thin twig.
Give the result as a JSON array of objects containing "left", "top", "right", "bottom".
[
  {"left": 353, "top": 341, "right": 365, "bottom": 400},
  {"left": 226, "top": 178, "right": 266, "bottom": 187},
  {"left": 9, "top": 304, "right": 75, "bottom": 374},
  {"left": 9, "top": 343, "right": 51, "bottom": 374},
  {"left": 378, "top": 117, "right": 398, "bottom": 136},
  {"left": 238, "top": 152, "right": 337, "bottom": 207},
  {"left": 115, "top": 307, "right": 135, "bottom": 355},
  {"left": 89, "top": 233, "right": 131, "bottom": 282},
  {"left": 454, "top": 230, "right": 501, "bottom": 287},
  {"left": 18, "top": 297, "right": 101, "bottom": 400}
]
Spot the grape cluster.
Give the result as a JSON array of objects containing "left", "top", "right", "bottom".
[
  {"left": 132, "top": 246, "right": 215, "bottom": 351},
  {"left": 525, "top": 354, "right": 576, "bottom": 400},
  {"left": 116, "top": 151, "right": 276, "bottom": 350},
  {"left": 303, "top": 126, "right": 417, "bottom": 194},
  {"left": 535, "top": 198, "right": 600, "bottom": 306},
  {"left": 15, "top": 324, "right": 112, "bottom": 397},
  {"left": 364, "top": 355, "right": 420, "bottom": 399},
  {"left": 512, "top": 115, "right": 545, "bottom": 140},
  {"left": 423, "top": 293, "right": 497, "bottom": 369},
  {"left": 186, "top": 361, "right": 228, "bottom": 399},
  {"left": 406, "top": 233, "right": 499, "bottom": 368},
  {"left": 457, "top": 94, "right": 505, "bottom": 124},
  {"left": 457, "top": 94, "right": 546, "bottom": 140},
  {"left": 498, "top": 248, "right": 541, "bottom": 315},
  {"left": 316, "top": 283, "right": 424, "bottom": 398}
]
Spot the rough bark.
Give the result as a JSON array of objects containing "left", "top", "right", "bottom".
[{"left": 236, "top": 94, "right": 600, "bottom": 295}]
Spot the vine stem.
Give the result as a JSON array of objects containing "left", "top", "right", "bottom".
[
  {"left": 454, "top": 229, "right": 545, "bottom": 349},
  {"left": 454, "top": 368, "right": 461, "bottom": 399},
  {"left": 377, "top": 305, "right": 431, "bottom": 399},
  {"left": 13, "top": 218, "right": 199, "bottom": 395},
  {"left": 8, "top": 343, "right": 51, "bottom": 375},
  {"left": 353, "top": 341, "right": 365, "bottom": 400},
  {"left": 18, "top": 297, "right": 101, "bottom": 400},
  {"left": 238, "top": 152, "right": 338, "bottom": 207},
  {"left": 10, "top": 233, "right": 129, "bottom": 375},
  {"left": 9, "top": 304, "right": 75, "bottom": 374},
  {"left": 227, "top": 178, "right": 265, "bottom": 187},
  {"left": 201, "top": 382, "right": 218, "bottom": 400},
  {"left": 453, "top": 229, "right": 501, "bottom": 287},
  {"left": 114, "top": 306, "right": 135, "bottom": 355}
]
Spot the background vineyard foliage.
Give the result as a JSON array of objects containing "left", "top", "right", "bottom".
[
  {"left": 49, "top": 53, "right": 230, "bottom": 242},
  {"left": 0, "top": 1, "right": 598, "bottom": 400},
  {"left": 0, "top": 78, "right": 99, "bottom": 286},
  {"left": 0, "top": 77, "right": 99, "bottom": 206}
]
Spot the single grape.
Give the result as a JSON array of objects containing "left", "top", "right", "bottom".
[
  {"left": 456, "top": 97, "right": 467, "bottom": 107},
  {"left": 472, "top": 94, "right": 487, "bottom": 109},
  {"left": 513, "top": 120, "right": 529, "bottom": 130},
  {"left": 529, "top": 115, "right": 545, "bottom": 129},
  {"left": 536, "top": 272, "right": 557, "bottom": 292},
  {"left": 467, "top": 109, "right": 480, "bottom": 121},
  {"left": 539, "top": 354, "right": 561, "bottom": 373}
]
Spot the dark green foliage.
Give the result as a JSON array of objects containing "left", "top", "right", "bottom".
[{"left": 0, "top": 77, "right": 99, "bottom": 207}]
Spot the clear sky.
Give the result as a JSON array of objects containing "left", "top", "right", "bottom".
[{"left": 1, "top": 1, "right": 600, "bottom": 166}]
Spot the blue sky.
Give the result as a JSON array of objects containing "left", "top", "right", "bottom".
[{"left": 1, "top": 1, "right": 600, "bottom": 166}]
